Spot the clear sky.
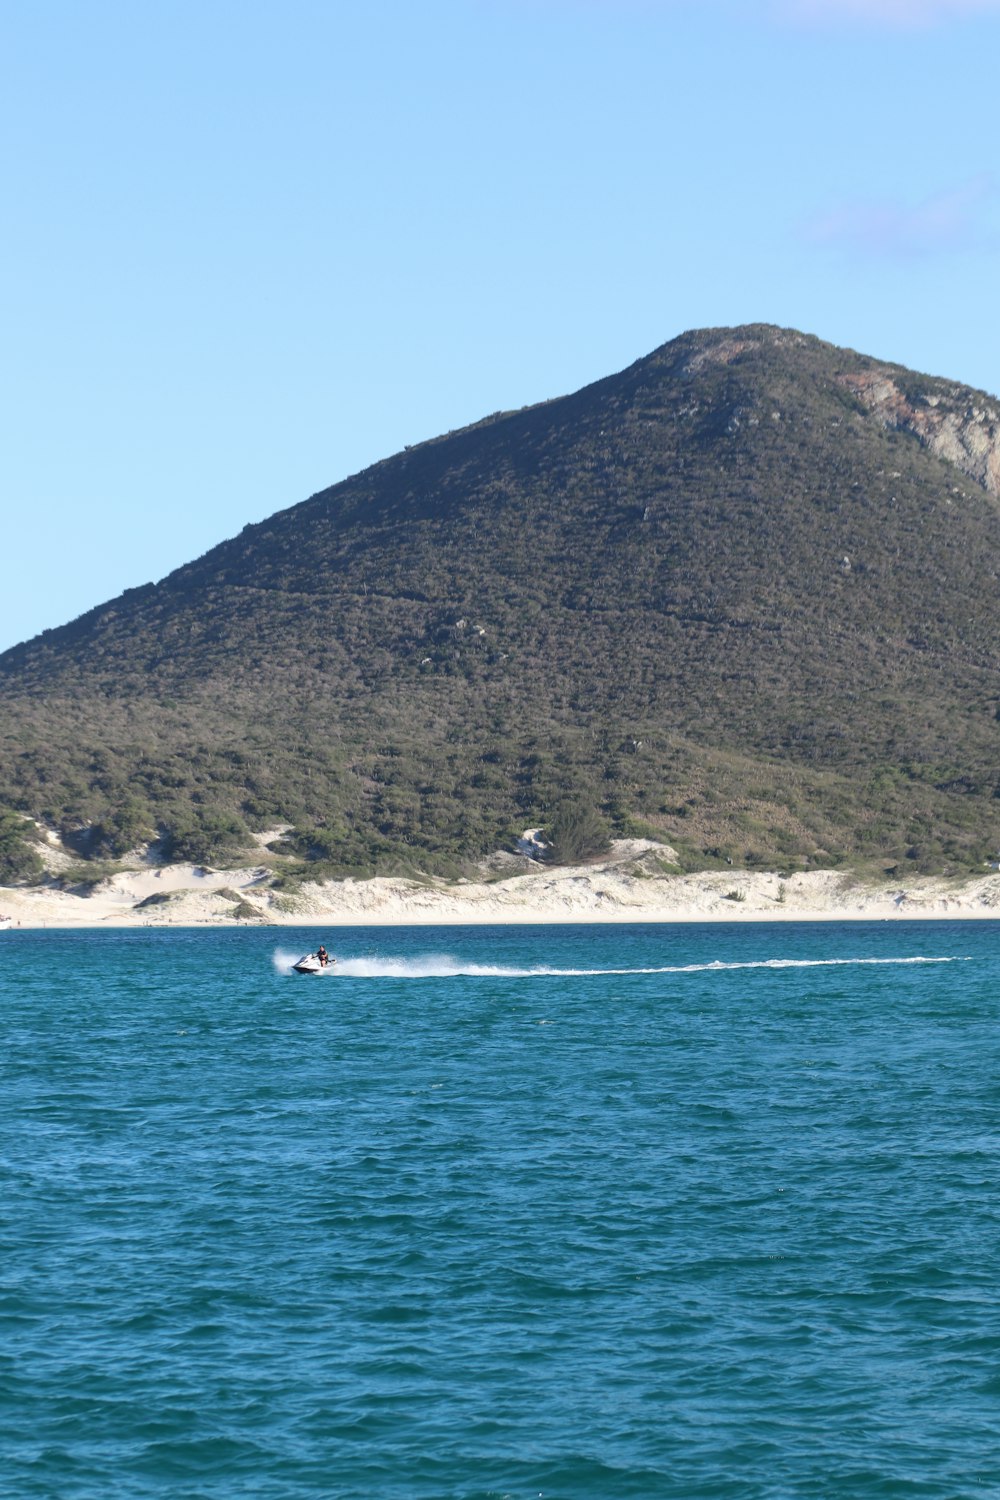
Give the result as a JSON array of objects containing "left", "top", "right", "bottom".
[{"left": 2, "top": 0, "right": 999, "bottom": 652}]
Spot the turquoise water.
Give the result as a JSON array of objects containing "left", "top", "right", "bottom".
[{"left": 2, "top": 920, "right": 999, "bottom": 1498}]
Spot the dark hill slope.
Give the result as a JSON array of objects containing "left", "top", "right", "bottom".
[{"left": 2, "top": 324, "right": 1000, "bottom": 874}]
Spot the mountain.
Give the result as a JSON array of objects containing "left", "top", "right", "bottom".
[{"left": 2, "top": 323, "right": 1000, "bottom": 881}]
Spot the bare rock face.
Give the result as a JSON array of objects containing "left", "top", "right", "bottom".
[
  {"left": 837, "top": 369, "right": 1000, "bottom": 497},
  {"left": 671, "top": 326, "right": 1000, "bottom": 498}
]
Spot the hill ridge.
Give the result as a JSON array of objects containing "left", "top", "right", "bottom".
[{"left": 1, "top": 323, "right": 999, "bottom": 881}]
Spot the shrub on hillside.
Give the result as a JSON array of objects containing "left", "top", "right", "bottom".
[
  {"left": 160, "top": 810, "right": 250, "bottom": 865},
  {"left": 542, "top": 799, "right": 612, "bottom": 865}
]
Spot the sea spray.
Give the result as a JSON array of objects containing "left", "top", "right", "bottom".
[{"left": 272, "top": 948, "right": 965, "bottom": 980}]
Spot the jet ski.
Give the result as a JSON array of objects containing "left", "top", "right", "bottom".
[{"left": 292, "top": 952, "right": 336, "bottom": 974}]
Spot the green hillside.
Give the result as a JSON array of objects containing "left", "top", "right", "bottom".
[{"left": 2, "top": 324, "right": 1000, "bottom": 880}]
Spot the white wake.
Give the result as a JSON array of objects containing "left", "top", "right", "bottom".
[{"left": 273, "top": 950, "right": 965, "bottom": 980}]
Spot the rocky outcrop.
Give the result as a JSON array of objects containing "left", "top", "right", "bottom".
[{"left": 837, "top": 369, "right": 1000, "bottom": 497}]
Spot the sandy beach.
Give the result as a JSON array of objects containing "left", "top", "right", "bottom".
[{"left": 2, "top": 840, "right": 999, "bottom": 928}]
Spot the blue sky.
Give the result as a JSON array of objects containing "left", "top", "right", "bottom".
[{"left": 2, "top": 0, "right": 999, "bottom": 651}]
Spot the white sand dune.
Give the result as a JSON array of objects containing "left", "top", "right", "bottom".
[{"left": 2, "top": 841, "right": 999, "bottom": 927}]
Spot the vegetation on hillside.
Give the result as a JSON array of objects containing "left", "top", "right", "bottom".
[
  {"left": 0, "top": 811, "right": 43, "bottom": 884},
  {"left": 2, "top": 324, "right": 999, "bottom": 879}
]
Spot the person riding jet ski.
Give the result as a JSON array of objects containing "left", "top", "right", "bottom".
[{"left": 292, "top": 946, "right": 337, "bottom": 974}]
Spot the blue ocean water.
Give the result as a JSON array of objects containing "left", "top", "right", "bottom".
[{"left": 2, "top": 920, "right": 999, "bottom": 1499}]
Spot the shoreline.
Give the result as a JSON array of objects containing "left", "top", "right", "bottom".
[
  {"left": 4, "top": 911, "right": 999, "bottom": 930},
  {"left": 3, "top": 844, "right": 999, "bottom": 929}
]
